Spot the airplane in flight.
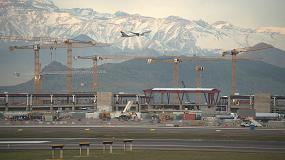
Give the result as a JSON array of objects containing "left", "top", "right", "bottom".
[
  {"left": 120, "top": 30, "right": 151, "bottom": 37},
  {"left": 130, "top": 30, "right": 151, "bottom": 36},
  {"left": 120, "top": 31, "right": 136, "bottom": 37}
]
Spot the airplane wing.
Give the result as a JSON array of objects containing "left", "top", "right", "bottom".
[{"left": 130, "top": 32, "right": 140, "bottom": 36}]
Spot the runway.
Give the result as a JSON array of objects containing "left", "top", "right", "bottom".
[
  {"left": 0, "top": 126, "right": 284, "bottom": 152},
  {"left": 0, "top": 138, "right": 285, "bottom": 152}
]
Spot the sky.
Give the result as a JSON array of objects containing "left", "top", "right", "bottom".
[{"left": 52, "top": 0, "right": 285, "bottom": 28}]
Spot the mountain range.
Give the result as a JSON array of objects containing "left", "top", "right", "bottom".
[
  {"left": 1, "top": 0, "right": 285, "bottom": 95},
  {"left": 1, "top": 58, "right": 285, "bottom": 95},
  {"left": 1, "top": 0, "right": 285, "bottom": 56}
]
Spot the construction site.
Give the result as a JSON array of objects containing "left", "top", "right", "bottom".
[
  {"left": 1, "top": 3, "right": 285, "bottom": 160},
  {"left": 0, "top": 34, "right": 284, "bottom": 129}
]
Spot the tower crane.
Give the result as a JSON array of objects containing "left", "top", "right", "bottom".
[
  {"left": 147, "top": 57, "right": 182, "bottom": 87},
  {"left": 195, "top": 65, "right": 204, "bottom": 89},
  {"left": 222, "top": 45, "right": 273, "bottom": 95},
  {"left": 74, "top": 55, "right": 103, "bottom": 92},
  {"left": 2, "top": 34, "right": 111, "bottom": 94},
  {"left": 147, "top": 56, "right": 227, "bottom": 88},
  {"left": 59, "top": 39, "right": 110, "bottom": 94},
  {"left": 195, "top": 65, "right": 204, "bottom": 104},
  {"left": 74, "top": 55, "right": 149, "bottom": 92},
  {"left": 0, "top": 34, "right": 64, "bottom": 42}
]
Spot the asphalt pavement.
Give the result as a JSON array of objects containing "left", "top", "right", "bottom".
[
  {"left": 0, "top": 138, "right": 285, "bottom": 152},
  {"left": 0, "top": 125, "right": 285, "bottom": 152}
]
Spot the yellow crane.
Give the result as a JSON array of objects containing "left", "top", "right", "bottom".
[
  {"left": 147, "top": 56, "right": 227, "bottom": 88},
  {"left": 195, "top": 65, "right": 204, "bottom": 104},
  {"left": 147, "top": 57, "right": 182, "bottom": 87},
  {"left": 1, "top": 34, "right": 111, "bottom": 94},
  {"left": 222, "top": 45, "right": 273, "bottom": 95},
  {"left": 74, "top": 55, "right": 104, "bottom": 92},
  {"left": 74, "top": 55, "right": 151, "bottom": 92}
]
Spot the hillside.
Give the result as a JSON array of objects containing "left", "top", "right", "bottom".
[{"left": 1, "top": 59, "right": 285, "bottom": 95}]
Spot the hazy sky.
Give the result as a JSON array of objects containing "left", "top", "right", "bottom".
[{"left": 52, "top": 0, "right": 285, "bottom": 28}]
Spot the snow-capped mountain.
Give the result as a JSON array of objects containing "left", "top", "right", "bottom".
[{"left": 1, "top": 0, "right": 285, "bottom": 56}]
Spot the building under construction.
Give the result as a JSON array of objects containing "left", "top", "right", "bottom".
[
  {"left": 1, "top": 90, "right": 284, "bottom": 115},
  {"left": 0, "top": 35, "right": 283, "bottom": 120}
]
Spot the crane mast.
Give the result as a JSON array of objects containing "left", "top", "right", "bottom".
[
  {"left": 34, "top": 45, "right": 41, "bottom": 94},
  {"left": 147, "top": 57, "right": 182, "bottom": 87},
  {"left": 67, "top": 42, "right": 73, "bottom": 94},
  {"left": 195, "top": 65, "right": 204, "bottom": 104},
  {"left": 1, "top": 34, "right": 111, "bottom": 94},
  {"left": 223, "top": 45, "right": 273, "bottom": 95}
]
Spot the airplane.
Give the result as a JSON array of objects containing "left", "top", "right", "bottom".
[
  {"left": 120, "top": 31, "right": 136, "bottom": 37},
  {"left": 120, "top": 30, "right": 151, "bottom": 37},
  {"left": 130, "top": 30, "right": 151, "bottom": 36}
]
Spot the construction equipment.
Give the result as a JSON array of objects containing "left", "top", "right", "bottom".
[
  {"left": 123, "top": 100, "right": 133, "bottom": 113},
  {"left": 9, "top": 42, "right": 97, "bottom": 94},
  {"left": 75, "top": 55, "right": 158, "bottom": 92},
  {"left": 147, "top": 56, "right": 230, "bottom": 88},
  {"left": 159, "top": 112, "right": 172, "bottom": 123},
  {"left": 99, "top": 111, "right": 111, "bottom": 121},
  {"left": 1, "top": 34, "right": 63, "bottom": 94},
  {"left": 195, "top": 65, "right": 204, "bottom": 104},
  {"left": 0, "top": 34, "right": 64, "bottom": 42},
  {"left": 63, "top": 39, "right": 111, "bottom": 94},
  {"left": 2, "top": 34, "right": 111, "bottom": 94},
  {"left": 222, "top": 45, "right": 273, "bottom": 95},
  {"left": 195, "top": 65, "right": 204, "bottom": 89},
  {"left": 74, "top": 55, "right": 103, "bottom": 93},
  {"left": 147, "top": 57, "right": 182, "bottom": 87},
  {"left": 74, "top": 55, "right": 140, "bottom": 92},
  {"left": 117, "top": 100, "right": 134, "bottom": 121}
]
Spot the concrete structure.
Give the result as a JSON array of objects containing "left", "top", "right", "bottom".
[
  {"left": 229, "top": 95, "right": 254, "bottom": 113},
  {"left": 254, "top": 93, "right": 271, "bottom": 113},
  {"left": 272, "top": 95, "right": 285, "bottom": 113},
  {"left": 97, "top": 92, "right": 113, "bottom": 112},
  {"left": 0, "top": 93, "right": 96, "bottom": 112},
  {"left": 223, "top": 94, "right": 285, "bottom": 114},
  {"left": 1, "top": 92, "right": 285, "bottom": 115}
]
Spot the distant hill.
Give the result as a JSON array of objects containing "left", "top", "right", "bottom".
[
  {"left": 1, "top": 59, "right": 285, "bottom": 95},
  {"left": 239, "top": 43, "right": 285, "bottom": 68}
]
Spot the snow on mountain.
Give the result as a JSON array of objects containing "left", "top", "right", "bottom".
[
  {"left": 1, "top": 0, "right": 285, "bottom": 56},
  {"left": 0, "top": 0, "right": 58, "bottom": 12}
]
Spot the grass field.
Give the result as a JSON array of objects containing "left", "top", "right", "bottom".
[{"left": 0, "top": 150, "right": 284, "bottom": 160}]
